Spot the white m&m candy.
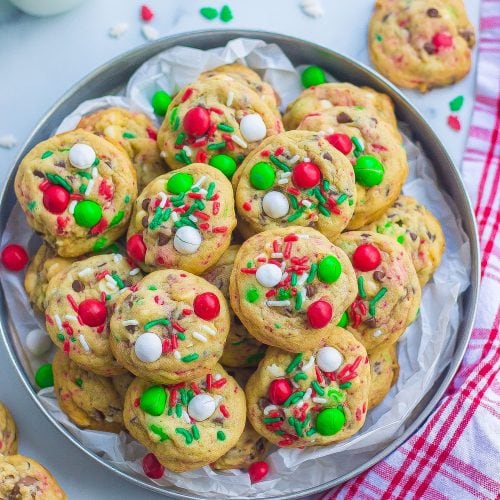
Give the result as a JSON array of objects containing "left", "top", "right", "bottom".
[
  {"left": 239, "top": 114, "right": 267, "bottom": 142},
  {"left": 262, "top": 191, "right": 289, "bottom": 219},
  {"left": 173, "top": 226, "right": 202, "bottom": 255},
  {"left": 187, "top": 394, "right": 217, "bottom": 421},
  {"left": 134, "top": 332, "right": 162, "bottom": 363},
  {"left": 26, "top": 328, "right": 52, "bottom": 356},
  {"left": 316, "top": 346, "right": 343, "bottom": 372},
  {"left": 69, "top": 143, "right": 96, "bottom": 169},
  {"left": 256, "top": 263, "right": 282, "bottom": 288}
]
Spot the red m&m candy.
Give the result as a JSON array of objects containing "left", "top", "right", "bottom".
[
  {"left": 248, "top": 461, "right": 269, "bottom": 483},
  {"left": 183, "top": 107, "right": 211, "bottom": 137},
  {"left": 268, "top": 378, "right": 293, "bottom": 405},
  {"left": 142, "top": 453, "right": 164, "bottom": 479},
  {"left": 43, "top": 184, "right": 70, "bottom": 214},
  {"left": 352, "top": 244, "right": 381, "bottom": 271},
  {"left": 292, "top": 162, "right": 321, "bottom": 189},
  {"left": 1, "top": 244, "right": 29, "bottom": 271},
  {"left": 432, "top": 32, "right": 453, "bottom": 51},
  {"left": 78, "top": 299, "right": 107, "bottom": 327},
  {"left": 326, "top": 133, "right": 352, "bottom": 155},
  {"left": 127, "top": 234, "right": 147, "bottom": 262},
  {"left": 307, "top": 300, "right": 332, "bottom": 329},
  {"left": 193, "top": 292, "right": 220, "bottom": 320}
]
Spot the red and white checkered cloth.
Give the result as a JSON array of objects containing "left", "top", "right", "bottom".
[{"left": 325, "top": 1, "right": 500, "bottom": 499}]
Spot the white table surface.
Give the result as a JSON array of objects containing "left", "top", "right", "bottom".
[{"left": 0, "top": 0, "right": 480, "bottom": 498}]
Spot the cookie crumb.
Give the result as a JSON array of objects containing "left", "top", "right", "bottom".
[
  {"left": 0, "top": 134, "right": 16, "bottom": 149},
  {"left": 108, "top": 22, "right": 129, "bottom": 39},
  {"left": 142, "top": 25, "right": 159, "bottom": 41},
  {"left": 300, "top": 0, "right": 324, "bottom": 19}
]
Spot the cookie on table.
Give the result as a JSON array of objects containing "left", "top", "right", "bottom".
[
  {"left": 126, "top": 164, "right": 236, "bottom": 275},
  {"left": 231, "top": 130, "right": 356, "bottom": 240},
  {"left": 77, "top": 107, "right": 165, "bottom": 191},
  {"left": 283, "top": 82, "right": 398, "bottom": 132},
  {"left": 360, "top": 195, "right": 445, "bottom": 285},
  {"left": 157, "top": 75, "right": 283, "bottom": 170},
  {"left": 246, "top": 328, "right": 370, "bottom": 447},
  {"left": 45, "top": 253, "right": 143, "bottom": 376},
  {"left": 229, "top": 227, "right": 357, "bottom": 353},
  {"left": 0, "top": 402, "right": 17, "bottom": 455},
  {"left": 368, "top": 344, "right": 399, "bottom": 409},
  {"left": 52, "top": 351, "right": 127, "bottom": 433},
  {"left": 202, "top": 245, "right": 267, "bottom": 368},
  {"left": 335, "top": 231, "right": 421, "bottom": 352},
  {"left": 369, "top": 0, "right": 475, "bottom": 92},
  {"left": 0, "top": 455, "right": 66, "bottom": 499},
  {"left": 297, "top": 107, "right": 408, "bottom": 229},
  {"left": 123, "top": 365, "right": 246, "bottom": 472},
  {"left": 15, "top": 130, "right": 137, "bottom": 258},
  {"left": 110, "top": 269, "right": 230, "bottom": 384},
  {"left": 24, "top": 243, "right": 75, "bottom": 313},
  {"left": 199, "top": 63, "right": 281, "bottom": 117}
]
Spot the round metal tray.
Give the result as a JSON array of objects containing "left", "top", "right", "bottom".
[{"left": 0, "top": 30, "right": 480, "bottom": 499}]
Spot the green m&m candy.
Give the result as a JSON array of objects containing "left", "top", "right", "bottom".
[
  {"left": 316, "top": 407, "right": 345, "bottom": 436},
  {"left": 209, "top": 154, "right": 237, "bottom": 178},
  {"left": 35, "top": 363, "right": 54, "bottom": 388},
  {"left": 301, "top": 65, "right": 327, "bottom": 88},
  {"left": 73, "top": 200, "right": 102, "bottom": 227},
  {"left": 249, "top": 162, "right": 275, "bottom": 190},
  {"left": 318, "top": 255, "right": 342, "bottom": 283},
  {"left": 353, "top": 155, "right": 385, "bottom": 187},
  {"left": 337, "top": 311, "right": 349, "bottom": 328},
  {"left": 140, "top": 385, "right": 167, "bottom": 416},
  {"left": 166, "top": 172, "right": 193, "bottom": 194},
  {"left": 152, "top": 90, "right": 172, "bottom": 116}
]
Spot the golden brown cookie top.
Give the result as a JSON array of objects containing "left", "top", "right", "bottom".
[{"left": 0, "top": 402, "right": 17, "bottom": 456}]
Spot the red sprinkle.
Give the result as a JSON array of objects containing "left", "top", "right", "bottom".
[
  {"left": 212, "top": 377, "right": 227, "bottom": 389},
  {"left": 181, "top": 88, "right": 193, "bottom": 103},
  {"left": 146, "top": 127, "right": 157, "bottom": 140},
  {"left": 190, "top": 382, "right": 201, "bottom": 395},
  {"left": 169, "top": 389, "right": 177, "bottom": 407},
  {"left": 206, "top": 374, "right": 213, "bottom": 390},
  {"left": 134, "top": 398, "right": 140, "bottom": 407},
  {"left": 219, "top": 404, "right": 229, "bottom": 418},
  {"left": 182, "top": 308, "right": 192, "bottom": 315},
  {"left": 284, "top": 234, "right": 298, "bottom": 242},
  {"left": 212, "top": 226, "right": 227, "bottom": 233},
  {"left": 90, "top": 218, "right": 108, "bottom": 236},
  {"left": 199, "top": 222, "right": 210, "bottom": 230},
  {"left": 212, "top": 202, "right": 220, "bottom": 215},
  {"left": 287, "top": 187, "right": 300, "bottom": 196},
  {"left": 210, "top": 107, "right": 224, "bottom": 115},
  {"left": 140, "top": 4, "right": 154, "bottom": 21},
  {"left": 240, "top": 268, "right": 257, "bottom": 274},
  {"left": 188, "top": 192, "right": 203, "bottom": 199},
  {"left": 315, "top": 366, "right": 324, "bottom": 384},
  {"left": 196, "top": 150, "right": 207, "bottom": 163},
  {"left": 172, "top": 321, "right": 185, "bottom": 333},
  {"left": 242, "top": 201, "right": 252, "bottom": 211},
  {"left": 260, "top": 150, "right": 271, "bottom": 157},
  {"left": 275, "top": 146, "right": 284, "bottom": 156},
  {"left": 162, "top": 339, "right": 171, "bottom": 353},
  {"left": 63, "top": 339, "right": 70, "bottom": 353},
  {"left": 447, "top": 115, "right": 461, "bottom": 131},
  {"left": 38, "top": 180, "right": 50, "bottom": 191},
  {"left": 265, "top": 289, "right": 276, "bottom": 298}
]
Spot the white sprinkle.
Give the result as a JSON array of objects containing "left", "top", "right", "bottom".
[
  {"left": 214, "top": 373, "right": 222, "bottom": 381},
  {"left": 78, "top": 267, "right": 92, "bottom": 278},
  {"left": 214, "top": 395, "right": 223, "bottom": 406},
  {"left": 296, "top": 400, "right": 304, "bottom": 408},
  {"left": 373, "top": 329, "right": 383, "bottom": 337},
  {"left": 182, "top": 410, "right": 191, "bottom": 424},
  {"left": 68, "top": 200, "right": 77, "bottom": 214},
  {"left": 173, "top": 350, "right": 181, "bottom": 360},
  {"left": 193, "top": 175, "right": 207, "bottom": 189},
  {"left": 303, "top": 157, "right": 311, "bottom": 162},
  {"left": 92, "top": 167, "right": 98, "bottom": 178},
  {"left": 141, "top": 24, "right": 159, "bottom": 41},
  {"left": 301, "top": 288, "right": 307, "bottom": 301},
  {"left": 355, "top": 137, "right": 365, "bottom": 150},
  {"left": 300, "top": 0, "right": 325, "bottom": 18},
  {"left": 226, "top": 91, "right": 234, "bottom": 107},
  {"left": 54, "top": 314, "right": 63, "bottom": 330},
  {"left": 171, "top": 211, "right": 179, "bottom": 222},
  {"left": 183, "top": 145, "right": 192, "bottom": 157},
  {"left": 160, "top": 151, "right": 166, "bottom": 158},
  {"left": 263, "top": 404, "right": 279, "bottom": 415},
  {"left": 312, "top": 397, "right": 327, "bottom": 404},
  {"left": 302, "top": 387, "right": 312, "bottom": 401},
  {"left": 317, "top": 130, "right": 325, "bottom": 137},
  {"left": 79, "top": 334, "right": 91, "bottom": 352},
  {"left": 192, "top": 332, "right": 207, "bottom": 343},
  {"left": 231, "top": 134, "right": 247, "bottom": 148},
  {"left": 85, "top": 179, "right": 94, "bottom": 196},
  {"left": 198, "top": 188, "right": 207, "bottom": 196},
  {"left": 119, "top": 287, "right": 129, "bottom": 294},
  {"left": 105, "top": 274, "right": 116, "bottom": 285},
  {"left": 129, "top": 268, "right": 141, "bottom": 276},
  {"left": 122, "top": 319, "right": 139, "bottom": 326},
  {"left": 113, "top": 254, "right": 123, "bottom": 263},
  {"left": 267, "top": 300, "right": 291, "bottom": 307},
  {"left": 301, "top": 199, "right": 312, "bottom": 208},
  {"left": 291, "top": 379, "right": 299, "bottom": 389},
  {"left": 158, "top": 191, "right": 168, "bottom": 208},
  {"left": 200, "top": 325, "right": 216, "bottom": 336},
  {"left": 188, "top": 215, "right": 198, "bottom": 223},
  {"left": 298, "top": 234, "right": 310, "bottom": 239},
  {"left": 281, "top": 272, "right": 289, "bottom": 282},
  {"left": 281, "top": 261, "right": 287, "bottom": 272},
  {"left": 271, "top": 252, "right": 283, "bottom": 259},
  {"left": 289, "top": 154, "right": 300, "bottom": 165},
  {"left": 278, "top": 171, "right": 292, "bottom": 179},
  {"left": 108, "top": 22, "right": 129, "bottom": 38},
  {"left": 302, "top": 356, "right": 315, "bottom": 371},
  {"left": 0, "top": 134, "right": 16, "bottom": 149},
  {"left": 297, "top": 273, "right": 308, "bottom": 286},
  {"left": 278, "top": 178, "right": 289, "bottom": 185},
  {"left": 104, "top": 416, "right": 114, "bottom": 423},
  {"left": 64, "top": 314, "right": 77, "bottom": 321},
  {"left": 320, "top": 99, "right": 332, "bottom": 109},
  {"left": 267, "top": 363, "right": 285, "bottom": 377}
]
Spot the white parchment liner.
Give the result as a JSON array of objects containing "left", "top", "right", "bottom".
[{"left": 0, "top": 39, "right": 470, "bottom": 497}]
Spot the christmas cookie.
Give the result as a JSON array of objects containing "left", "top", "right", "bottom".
[
  {"left": 368, "top": 344, "right": 399, "bottom": 409},
  {"left": 110, "top": 269, "right": 230, "bottom": 384},
  {"left": 24, "top": 243, "right": 75, "bottom": 313},
  {"left": 297, "top": 108, "right": 408, "bottom": 228},
  {"left": 15, "top": 130, "right": 137, "bottom": 257},
  {"left": 283, "top": 82, "right": 398, "bottom": 132},
  {"left": 123, "top": 365, "right": 246, "bottom": 472},
  {"left": 229, "top": 227, "right": 357, "bottom": 352},
  {"left": 0, "top": 455, "right": 66, "bottom": 499},
  {"left": 157, "top": 75, "right": 283, "bottom": 170},
  {"left": 199, "top": 63, "right": 281, "bottom": 117},
  {"left": 77, "top": 107, "right": 165, "bottom": 191},
  {"left": 360, "top": 195, "right": 445, "bottom": 285},
  {"left": 335, "top": 231, "right": 421, "bottom": 352},
  {"left": 45, "top": 253, "right": 143, "bottom": 376},
  {"left": 232, "top": 130, "right": 356, "bottom": 239},
  {"left": 202, "top": 245, "right": 267, "bottom": 368},
  {"left": 369, "top": 0, "right": 475, "bottom": 92},
  {"left": 52, "top": 351, "right": 127, "bottom": 433},
  {"left": 126, "top": 164, "right": 236, "bottom": 274},
  {"left": 245, "top": 328, "right": 370, "bottom": 447},
  {"left": 0, "top": 402, "right": 17, "bottom": 455}
]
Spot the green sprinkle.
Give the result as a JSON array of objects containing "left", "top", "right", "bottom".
[
  {"left": 57, "top": 333, "right": 65, "bottom": 342},
  {"left": 93, "top": 237, "right": 107, "bottom": 252},
  {"left": 449, "top": 95, "right": 464, "bottom": 112},
  {"left": 246, "top": 352, "right": 265, "bottom": 364},
  {"left": 92, "top": 157, "right": 100, "bottom": 167},
  {"left": 246, "top": 288, "right": 260, "bottom": 303},
  {"left": 109, "top": 210, "right": 124, "bottom": 227},
  {"left": 207, "top": 141, "right": 226, "bottom": 150},
  {"left": 274, "top": 323, "right": 281, "bottom": 329},
  {"left": 293, "top": 419, "right": 304, "bottom": 437},
  {"left": 76, "top": 171, "right": 92, "bottom": 179},
  {"left": 348, "top": 199, "right": 354, "bottom": 206},
  {"left": 357, "top": 276, "right": 366, "bottom": 299},
  {"left": 246, "top": 260, "right": 253, "bottom": 268},
  {"left": 339, "top": 382, "right": 352, "bottom": 389},
  {"left": 191, "top": 425, "right": 200, "bottom": 440},
  {"left": 181, "top": 353, "right": 199, "bottom": 363},
  {"left": 105, "top": 294, "right": 111, "bottom": 301},
  {"left": 351, "top": 136, "right": 364, "bottom": 153},
  {"left": 397, "top": 235, "right": 405, "bottom": 244},
  {"left": 287, "top": 209, "right": 305, "bottom": 222},
  {"left": 150, "top": 424, "right": 169, "bottom": 441},
  {"left": 288, "top": 193, "right": 299, "bottom": 210},
  {"left": 46, "top": 173, "right": 73, "bottom": 193},
  {"left": 314, "top": 188, "right": 326, "bottom": 204},
  {"left": 122, "top": 131, "right": 136, "bottom": 139},
  {"left": 306, "top": 427, "right": 317, "bottom": 436},
  {"left": 175, "top": 427, "right": 193, "bottom": 444},
  {"left": 200, "top": 6, "right": 218, "bottom": 20},
  {"left": 219, "top": 5, "right": 233, "bottom": 22},
  {"left": 236, "top": 154, "right": 244, "bottom": 164},
  {"left": 318, "top": 204, "right": 331, "bottom": 217},
  {"left": 175, "top": 403, "right": 182, "bottom": 418},
  {"left": 167, "top": 407, "right": 173, "bottom": 416},
  {"left": 311, "top": 380, "right": 325, "bottom": 396},
  {"left": 27, "top": 201, "right": 36, "bottom": 211},
  {"left": 322, "top": 179, "right": 330, "bottom": 191},
  {"left": 206, "top": 182, "right": 215, "bottom": 200},
  {"left": 217, "top": 123, "right": 234, "bottom": 132},
  {"left": 375, "top": 33, "right": 383, "bottom": 42},
  {"left": 149, "top": 207, "right": 163, "bottom": 229},
  {"left": 177, "top": 333, "right": 186, "bottom": 340},
  {"left": 294, "top": 372, "right": 308, "bottom": 382},
  {"left": 369, "top": 287, "right": 388, "bottom": 316},
  {"left": 41, "top": 151, "right": 53, "bottom": 159},
  {"left": 286, "top": 353, "right": 303, "bottom": 374},
  {"left": 328, "top": 389, "right": 344, "bottom": 403},
  {"left": 180, "top": 388, "right": 188, "bottom": 406},
  {"left": 169, "top": 107, "right": 178, "bottom": 126},
  {"left": 173, "top": 116, "right": 180, "bottom": 131},
  {"left": 291, "top": 273, "right": 298, "bottom": 286},
  {"left": 148, "top": 286, "right": 157, "bottom": 291},
  {"left": 124, "top": 194, "right": 130, "bottom": 203},
  {"left": 187, "top": 389, "right": 195, "bottom": 401},
  {"left": 294, "top": 291, "right": 303, "bottom": 311},
  {"left": 274, "top": 429, "right": 285, "bottom": 435},
  {"left": 175, "top": 132, "right": 186, "bottom": 146},
  {"left": 194, "top": 199, "right": 205, "bottom": 210},
  {"left": 75, "top": 378, "right": 83, "bottom": 387},
  {"left": 79, "top": 184, "right": 87, "bottom": 194},
  {"left": 269, "top": 154, "right": 291, "bottom": 172},
  {"left": 283, "top": 391, "right": 305, "bottom": 407},
  {"left": 263, "top": 417, "right": 281, "bottom": 423},
  {"left": 111, "top": 273, "right": 124, "bottom": 289},
  {"left": 306, "top": 263, "right": 317, "bottom": 283},
  {"left": 144, "top": 318, "right": 170, "bottom": 330},
  {"left": 337, "top": 194, "right": 348, "bottom": 204},
  {"left": 216, "top": 430, "right": 226, "bottom": 441}
]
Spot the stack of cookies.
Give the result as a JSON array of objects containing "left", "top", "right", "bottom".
[{"left": 13, "top": 62, "right": 445, "bottom": 481}]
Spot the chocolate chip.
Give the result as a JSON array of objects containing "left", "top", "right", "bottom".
[
  {"left": 373, "top": 270, "right": 385, "bottom": 282},
  {"left": 33, "top": 170, "right": 44, "bottom": 178},
  {"left": 54, "top": 160, "right": 66, "bottom": 169},
  {"left": 141, "top": 198, "right": 150, "bottom": 211},
  {"left": 322, "top": 152, "right": 332, "bottom": 161},
  {"left": 427, "top": 8, "right": 439, "bottom": 17},
  {"left": 157, "top": 233, "right": 169, "bottom": 246},
  {"left": 424, "top": 43, "right": 436, "bottom": 54},
  {"left": 141, "top": 216, "right": 149, "bottom": 228},
  {"left": 72, "top": 280, "right": 84, "bottom": 292},
  {"left": 258, "top": 398, "right": 270, "bottom": 410},
  {"left": 305, "top": 284, "right": 317, "bottom": 297},
  {"left": 125, "top": 324, "right": 137, "bottom": 333},
  {"left": 459, "top": 29, "right": 474, "bottom": 46},
  {"left": 373, "top": 361, "right": 382, "bottom": 374},
  {"left": 382, "top": 13, "right": 390, "bottom": 22},
  {"left": 122, "top": 279, "right": 132, "bottom": 288},
  {"left": 337, "top": 112, "right": 353, "bottom": 123},
  {"left": 409, "top": 232, "right": 418, "bottom": 241},
  {"left": 364, "top": 316, "right": 378, "bottom": 328}
]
